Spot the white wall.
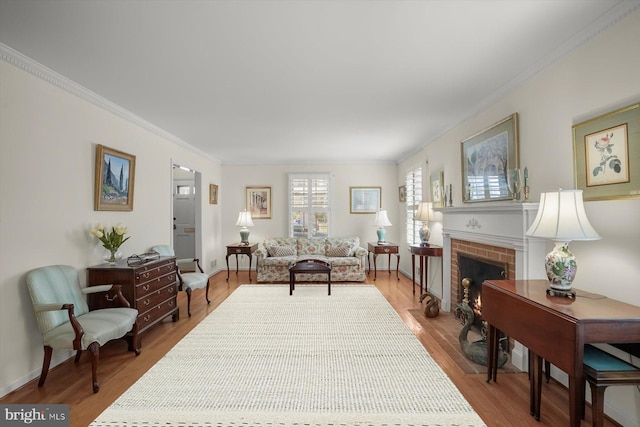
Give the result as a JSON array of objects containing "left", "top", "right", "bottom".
[
  {"left": 221, "top": 164, "right": 399, "bottom": 270},
  {"left": 0, "top": 60, "right": 222, "bottom": 396},
  {"left": 399, "top": 10, "right": 640, "bottom": 426}
]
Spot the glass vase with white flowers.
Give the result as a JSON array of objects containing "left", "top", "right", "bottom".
[{"left": 90, "top": 223, "right": 131, "bottom": 265}]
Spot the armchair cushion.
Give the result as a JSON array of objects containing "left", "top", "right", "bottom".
[{"left": 44, "top": 307, "right": 139, "bottom": 349}]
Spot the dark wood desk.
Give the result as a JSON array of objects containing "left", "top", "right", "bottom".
[
  {"left": 226, "top": 243, "right": 258, "bottom": 282},
  {"left": 410, "top": 245, "right": 443, "bottom": 295},
  {"left": 483, "top": 279, "right": 640, "bottom": 427},
  {"left": 367, "top": 242, "right": 399, "bottom": 281}
]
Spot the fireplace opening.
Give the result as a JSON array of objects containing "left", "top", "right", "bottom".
[{"left": 456, "top": 253, "right": 507, "bottom": 331}]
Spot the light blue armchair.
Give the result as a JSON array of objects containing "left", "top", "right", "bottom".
[
  {"left": 151, "top": 245, "right": 211, "bottom": 317},
  {"left": 26, "top": 265, "right": 140, "bottom": 393}
]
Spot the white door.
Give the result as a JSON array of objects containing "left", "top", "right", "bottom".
[{"left": 173, "top": 178, "right": 196, "bottom": 260}]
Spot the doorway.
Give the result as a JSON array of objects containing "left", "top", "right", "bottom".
[{"left": 172, "top": 165, "right": 201, "bottom": 263}]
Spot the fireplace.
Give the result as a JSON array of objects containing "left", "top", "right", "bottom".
[
  {"left": 439, "top": 203, "right": 547, "bottom": 370},
  {"left": 457, "top": 252, "right": 508, "bottom": 330}
]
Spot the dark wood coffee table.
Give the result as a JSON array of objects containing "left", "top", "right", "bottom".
[{"left": 289, "top": 259, "right": 332, "bottom": 296}]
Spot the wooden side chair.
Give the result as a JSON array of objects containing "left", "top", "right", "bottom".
[
  {"left": 151, "top": 245, "right": 211, "bottom": 317},
  {"left": 582, "top": 344, "right": 640, "bottom": 427},
  {"left": 26, "top": 265, "right": 140, "bottom": 393},
  {"left": 529, "top": 345, "right": 640, "bottom": 426}
]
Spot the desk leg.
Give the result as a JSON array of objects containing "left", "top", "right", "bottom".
[
  {"left": 328, "top": 273, "right": 331, "bottom": 296},
  {"left": 487, "top": 324, "right": 496, "bottom": 383},
  {"left": 235, "top": 254, "right": 239, "bottom": 274},
  {"left": 248, "top": 254, "right": 252, "bottom": 282},
  {"left": 568, "top": 376, "right": 580, "bottom": 427},
  {"left": 424, "top": 255, "right": 430, "bottom": 294},
  {"left": 419, "top": 256, "right": 425, "bottom": 294},
  {"left": 411, "top": 254, "right": 416, "bottom": 294},
  {"left": 530, "top": 352, "right": 542, "bottom": 420},
  {"left": 225, "top": 254, "right": 231, "bottom": 281},
  {"left": 395, "top": 254, "right": 400, "bottom": 280},
  {"left": 372, "top": 254, "right": 378, "bottom": 281},
  {"left": 289, "top": 272, "right": 294, "bottom": 295}
]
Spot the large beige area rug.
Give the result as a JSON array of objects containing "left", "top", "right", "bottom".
[{"left": 90, "top": 285, "right": 486, "bottom": 427}]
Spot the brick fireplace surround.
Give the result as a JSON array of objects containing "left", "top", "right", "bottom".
[
  {"left": 450, "top": 239, "right": 516, "bottom": 307},
  {"left": 438, "top": 203, "right": 547, "bottom": 370}
]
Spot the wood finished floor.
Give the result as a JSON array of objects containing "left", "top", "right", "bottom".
[{"left": 1, "top": 270, "right": 620, "bottom": 427}]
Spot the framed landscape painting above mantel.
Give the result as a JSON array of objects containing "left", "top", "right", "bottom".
[
  {"left": 94, "top": 144, "right": 136, "bottom": 211},
  {"left": 573, "top": 102, "right": 640, "bottom": 201},
  {"left": 461, "top": 113, "right": 519, "bottom": 203}
]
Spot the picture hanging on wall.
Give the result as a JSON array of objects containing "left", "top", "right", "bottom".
[
  {"left": 210, "top": 184, "right": 219, "bottom": 204},
  {"left": 430, "top": 171, "right": 444, "bottom": 208},
  {"left": 350, "top": 187, "right": 381, "bottom": 214},
  {"left": 246, "top": 186, "right": 271, "bottom": 219},
  {"left": 94, "top": 144, "right": 136, "bottom": 211},
  {"left": 573, "top": 102, "right": 639, "bottom": 201},
  {"left": 461, "top": 113, "right": 519, "bottom": 203}
]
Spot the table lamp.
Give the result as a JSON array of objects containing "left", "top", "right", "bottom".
[
  {"left": 525, "top": 189, "right": 600, "bottom": 297},
  {"left": 235, "top": 210, "right": 254, "bottom": 245},
  {"left": 415, "top": 202, "right": 432, "bottom": 246},
  {"left": 373, "top": 209, "right": 392, "bottom": 244}
]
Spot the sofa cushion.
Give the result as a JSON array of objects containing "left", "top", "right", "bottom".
[
  {"left": 297, "top": 238, "right": 326, "bottom": 256},
  {"left": 326, "top": 237, "right": 361, "bottom": 256},
  {"left": 326, "top": 242, "right": 351, "bottom": 257},
  {"left": 327, "top": 256, "right": 361, "bottom": 267},
  {"left": 264, "top": 238, "right": 297, "bottom": 257},
  {"left": 269, "top": 245, "right": 296, "bottom": 257},
  {"left": 262, "top": 255, "right": 298, "bottom": 267}
]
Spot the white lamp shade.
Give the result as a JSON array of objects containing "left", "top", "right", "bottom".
[
  {"left": 373, "top": 210, "right": 392, "bottom": 227},
  {"left": 415, "top": 202, "right": 432, "bottom": 222},
  {"left": 235, "top": 210, "right": 255, "bottom": 227},
  {"left": 526, "top": 189, "right": 600, "bottom": 241}
]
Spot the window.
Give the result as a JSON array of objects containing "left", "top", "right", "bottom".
[
  {"left": 288, "top": 173, "right": 332, "bottom": 238},
  {"left": 405, "top": 166, "right": 422, "bottom": 244}
]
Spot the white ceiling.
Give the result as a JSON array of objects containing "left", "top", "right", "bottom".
[{"left": 1, "top": 0, "right": 638, "bottom": 165}]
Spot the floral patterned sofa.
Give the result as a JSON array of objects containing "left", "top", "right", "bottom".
[{"left": 255, "top": 237, "right": 367, "bottom": 283}]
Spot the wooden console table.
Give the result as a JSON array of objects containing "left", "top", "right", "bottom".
[
  {"left": 410, "top": 244, "right": 443, "bottom": 295},
  {"left": 367, "top": 242, "right": 399, "bottom": 281},
  {"left": 483, "top": 279, "right": 640, "bottom": 427},
  {"left": 226, "top": 242, "right": 258, "bottom": 282}
]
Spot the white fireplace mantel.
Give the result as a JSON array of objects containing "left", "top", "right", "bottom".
[
  {"left": 437, "top": 202, "right": 548, "bottom": 371},
  {"left": 437, "top": 202, "right": 547, "bottom": 313}
]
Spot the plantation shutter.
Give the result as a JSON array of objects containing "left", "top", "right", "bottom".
[
  {"left": 405, "top": 166, "right": 422, "bottom": 244},
  {"left": 288, "top": 173, "right": 332, "bottom": 238}
]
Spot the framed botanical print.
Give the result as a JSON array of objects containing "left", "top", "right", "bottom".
[
  {"left": 461, "top": 113, "right": 519, "bottom": 202},
  {"left": 430, "top": 171, "right": 444, "bottom": 208},
  {"left": 573, "top": 103, "right": 639, "bottom": 201},
  {"left": 246, "top": 186, "right": 271, "bottom": 219},
  {"left": 94, "top": 144, "right": 136, "bottom": 211}
]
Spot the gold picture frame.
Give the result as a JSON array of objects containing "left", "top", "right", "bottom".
[
  {"left": 209, "top": 184, "right": 219, "bottom": 204},
  {"left": 430, "top": 171, "right": 444, "bottom": 208},
  {"left": 246, "top": 186, "right": 271, "bottom": 219},
  {"left": 461, "top": 113, "right": 519, "bottom": 203},
  {"left": 573, "top": 103, "right": 640, "bottom": 201},
  {"left": 94, "top": 144, "right": 135, "bottom": 211},
  {"left": 398, "top": 185, "right": 406, "bottom": 203}
]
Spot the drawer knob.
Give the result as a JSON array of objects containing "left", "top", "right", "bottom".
[
  {"left": 143, "top": 284, "right": 150, "bottom": 292},
  {"left": 384, "top": 248, "right": 390, "bottom": 253},
  {"left": 143, "top": 315, "right": 151, "bottom": 322},
  {"left": 144, "top": 299, "right": 150, "bottom": 306}
]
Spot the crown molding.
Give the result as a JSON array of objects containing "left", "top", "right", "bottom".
[
  {"left": 404, "top": 1, "right": 640, "bottom": 163},
  {"left": 0, "top": 42, "right": 220, "bottom": 165}
]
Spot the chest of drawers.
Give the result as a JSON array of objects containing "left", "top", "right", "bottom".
[{"left": 87, "top": 256, "right": 179, "bottom": 341}]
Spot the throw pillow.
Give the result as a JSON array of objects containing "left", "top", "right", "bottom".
[
  {"left": 327, "top": 243, "right": 351, "bottom": 257},
  {"left": 273, "top": 245, "right": 295, "bottom": 257}
]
